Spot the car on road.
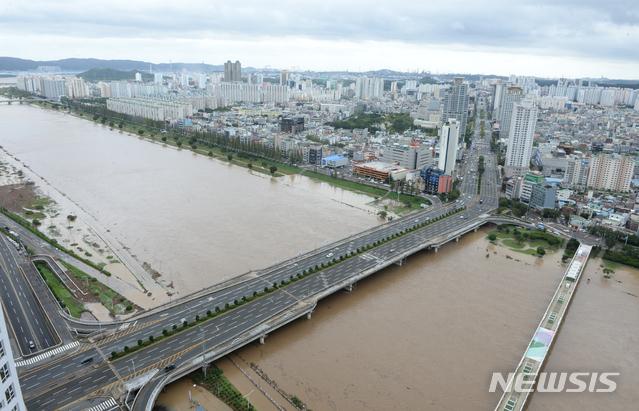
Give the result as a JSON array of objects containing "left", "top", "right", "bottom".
[
  {"left": 326, "top": 253, "right": 333, "bottom": 258},
  {"left": 389, "top": 249, "right": 395, "bottom": 253},
  {"left": 164, "top": 364, "right": 176, "bottom": 372},
  {"left": 80, "top": 356, "right": 93, "bottom": 364},
  {"left": 28, "top": 341, "right": 35, "bottom": 349},
  {"left": 460, "top": 216, "right": 465, "bottom": 219}
]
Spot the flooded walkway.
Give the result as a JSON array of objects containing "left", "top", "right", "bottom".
[{"left": 494, "top": 244, "right": 592, "bottom": 411}]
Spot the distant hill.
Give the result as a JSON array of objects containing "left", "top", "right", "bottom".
[
  {"left": 78, "top": 68, "right": 153, "bottom": 82},
  {"left": 0, "top": 57, "right": 224, "bottom": 72}
]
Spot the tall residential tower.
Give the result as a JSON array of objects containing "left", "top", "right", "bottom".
[
  {"left": 441, "top": 77, "right": 469, "bottom": 134},
  {"left": 505, "top": 99, "right": 538, "bottom": 177},
  {"left": 438, "top": 119, "right": 460, "bottom": 176},
  {"left": 224, "top": 60, "right": 242, "bottom": 82}
]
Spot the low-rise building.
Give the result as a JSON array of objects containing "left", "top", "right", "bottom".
[{"left": 354, "top": 161, "right": 409, "bottom": 181}]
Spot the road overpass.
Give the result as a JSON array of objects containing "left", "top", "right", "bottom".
[{"left": 10, "top": 106, "right": 522, "bottom": 411}]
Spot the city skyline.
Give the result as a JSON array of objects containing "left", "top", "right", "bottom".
[{"left": 1, "top": 1, "right": 638, "bottom": 79}]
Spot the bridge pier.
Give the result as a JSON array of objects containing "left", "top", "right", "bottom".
[
  {"left": 259, "top": 334, "right": 267, "bottom": 344},
  {"left": 343, "top": 282, "right": 357, "bottom": 292},
  {"left": 474, "top": 227, "right": 478, "bottom": 232},
  {"left": 307, "top": 312, "right": 312, "bottom": 320},
  {"left": 433, "top": 246, "right": 438, "bottom": 253},
  {"left": 393, "top": 258, "right": 405, "bottom": 266},
  {"left": 455, "top": 237, "right": 459, "bottom": 242}
]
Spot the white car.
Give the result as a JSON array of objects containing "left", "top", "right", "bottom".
[{"left": 326, "top": 253, "right": 333, "bottom": 258}]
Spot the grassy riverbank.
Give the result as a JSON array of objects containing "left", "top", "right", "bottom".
[
  {"left": 487, "top": 224, "right": 564, "bottom": 257},
  {"left": 304, "top": 171, "right": 427, "bottom": 212}
]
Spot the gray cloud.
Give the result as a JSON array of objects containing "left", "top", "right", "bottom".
[{"left": 1, "top": 0, "right": 638, "bottom": 72}]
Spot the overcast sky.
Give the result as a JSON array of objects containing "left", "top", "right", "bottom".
[{"left": 1, "top": 0, "right": 638, "bottom": 78}]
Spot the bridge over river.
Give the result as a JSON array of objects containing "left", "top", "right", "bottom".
[{"left": 14, "top": 112, "right": 525, "bottom": 410}]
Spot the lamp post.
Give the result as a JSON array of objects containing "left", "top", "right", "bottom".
[
  {"left": 201, "top": 327, "right": 207, "bottom": 378},
  {"left": 132, "top": 358, "right": 135, "bottom": 374},
  {"left": 243, "top": 390, "right": 253, "bottom": 410}
]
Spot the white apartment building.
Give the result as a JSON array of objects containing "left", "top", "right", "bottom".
[
  {"left": 262, "top": 85, "right": 289, "bottom": 103},
  {"left": 438, "top": 119, "right": 459, "bottom": 176},
  {"left": 499, "top": 86, "right": 525, "bottom": 139},
  {"left": 505, "top": 99, "right": 538, "bottom": 177},
  {"left": 586, "top": 154, "right": 634, "bottom": 192},
  {"left": 106, "top": 97, "right": 194, "bottom": 121},
  {"left": 355, "top": 76, "right": 384, "bottom": 99},
  {"left": 0, "top": 304, "right": 26, "bottom": 410},
  {"left": 563, "top": 156, "right": 590, "bottom": 187}
]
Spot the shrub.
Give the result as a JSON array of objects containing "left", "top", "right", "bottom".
[
  {"left": 173, "top": 324, "right": 178, "bottom": 331},
  {"left": 215, "top": 306, "right": 220, "bottom": 313},
  {"left": 124, "top": 346, "right": 130, "bottom": 352},
  {"left": 183, "top": 320, "right": 188, "bottom": 327},
  {"left": 138, "top": 339, "right": 143, "bottom": 347},
  {"left": 149, "top": 335, "right": 154, "bottom": 342},
  {"left": 163, "top": 329, "right": 168, "bottom": 336},
  {"left": 111, "top": 351, "right": 117, "bottom": 358},
  {"left": 177, "top": 141, "right": 182, "bottom": 147},
  {"left": 162, "top": 136, "right": 167, "bottom": 142},
  {"left": 196, "top": 315, "right": 200, "bottom": 322},
  {"left": 207, "top": 310, "right": 212, "bottom": 317},
  {"left": 126, "top": 305, "right": 133, "bottom": 311},
  {"left": 138, "top": 130, "right": 144, "bottom": 135}
]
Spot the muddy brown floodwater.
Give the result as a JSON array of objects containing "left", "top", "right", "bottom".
[
  {"left": 1, "top": 102, "right": 637, "bottom": 410},
  {"left": 235, "top": 229, "right": 571, "bottom": 411}
]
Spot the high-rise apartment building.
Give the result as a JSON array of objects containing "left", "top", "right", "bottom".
[
  {"left": 441, "top": 77, "right": 469, "bottom": 134},
  {"left": 438, "top": 118, "right": 460, "bottom": 176},
  {"left": 499, "top": 86, "right": 525, "bottom": 139},
  {"left": 0, "top": 304, "right": 26, "bottom": 410},
  {"left": 493, "top": 82, "right": 509, "bottom": 119},
  {"left": 224, "top": 60, "right": 242, "bottom": 82},
  {"left": 563, "top": 156, "right": 590, "bottom": 187},
  {"left": 504, "top": 99, "right": 538, "bottom": 177},
  {"left": 354, "top": 76, "right": 384, "bottom": 99},
  {"left": 280, "top": 70, "right": 290, "bottom": 87},
  {"left": 586, "top": 155, "right": 634, "bottom": 192}
]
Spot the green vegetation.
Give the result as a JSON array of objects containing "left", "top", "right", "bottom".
[
  {"left": 562, "top": 238, "right": 581, "bottom": 262},
  {"left": 326, "top": 111, "right": 385, "bottom": 133},
  {"left": 58, "top": 260, "right": 131, "bottom": 313},
  {"left": 0, "top": 87, "right": 33, "bottom": 99},
  {"left": 603, "top": 245, "right": 639, "bottom": 269},
  {"left": 34, "top": 262, "right": 85, "bottom": 317},
  {"left": 304, "top": 171, "right": 427, "bottom": 212},
  {"left": 77, "top": 68, "right": 153, "bottom": 82},
  {"left": 496, "top": 197, "right": 528, "bottom": 217},
  {"left": 191, "top": 366, "right": 256, "bottom": 411},
  {"left": 0, "top": 207, "right": 112, "bottom": 277},
  {"left": 419, "top": 77, "right": 439, "bottom": 85},
  {"left": 492, "top": 225, "right": 564, "bottom": 257}
]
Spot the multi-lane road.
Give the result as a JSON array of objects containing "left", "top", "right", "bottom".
[
  {"left": 7, "top": 100, "right": 503, "bottom": 411},
  {"left": 0, "top": 235, "right": 56, "bottom": 356}
]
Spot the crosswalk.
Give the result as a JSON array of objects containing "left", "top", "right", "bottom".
[
  {"left": 15, "top": 341, "right": 79, "bottom": 367},
  {"left": 87, "top": 398, "right": 118, "bottom": 411}
]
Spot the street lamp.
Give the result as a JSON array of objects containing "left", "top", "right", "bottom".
[
  {"left": 243, "top": 390, "right": 253, "bottom": 410},
  {"left": 132, "top": 359, "right": 135, "bottom": 374}
]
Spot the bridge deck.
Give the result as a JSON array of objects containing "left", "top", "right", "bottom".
[{"left": 494, "top": 244, "right": 592, "bottom": 411}]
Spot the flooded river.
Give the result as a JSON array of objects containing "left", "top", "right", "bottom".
[
  {"left": 0, "top": 103, "right": 379, "bottom": 295},
  {"left": 1, "top": 102, "right": 636, "bottom": 410}
]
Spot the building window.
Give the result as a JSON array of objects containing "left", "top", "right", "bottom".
[
  {"left": 5, "top": 384, "right": 15, "bottom": 403},
  {"left": 0, "top": 363, "right": 8, "bottom": 382},
  {"left": 0, "top": 341, "right": 4, "bottom": 358}
]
